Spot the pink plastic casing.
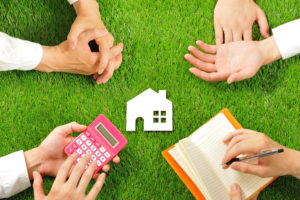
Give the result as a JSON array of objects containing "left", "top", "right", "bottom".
[{"left": 64, "top": 114, "right": 127, "bottom": 174}]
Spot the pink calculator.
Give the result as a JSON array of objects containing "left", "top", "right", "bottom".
[{"left": 64, "top": 114, "right": 127, "bottom": 173}]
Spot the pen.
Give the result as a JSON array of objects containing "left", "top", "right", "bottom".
[{"left": 223, "top": 148, "right": 284, "bottom": 166}]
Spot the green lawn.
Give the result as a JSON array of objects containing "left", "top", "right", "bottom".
[{"left": 0, "top": 0, "right": 299, "bottom": 199}]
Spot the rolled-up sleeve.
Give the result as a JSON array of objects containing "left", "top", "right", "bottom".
[
  {"left": 272, "top": 19, "right": 300, "bottom": 59},
  {"left": 0, "top": 150, "right": 31, "bottom": 199},
  {"left": 0, "top": 32, "right": 43, "bottom": 71}
]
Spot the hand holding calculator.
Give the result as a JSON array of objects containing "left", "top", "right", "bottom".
[{"left": 64, "top": 114, "right": 127, "bottom": 174}]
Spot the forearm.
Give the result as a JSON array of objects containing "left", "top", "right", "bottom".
[
  {"left": 287, "top": 149, "right": 300, "bottom": 179},
  {"left": 258, "top": 36, "right": 282, "bottom": 65}
]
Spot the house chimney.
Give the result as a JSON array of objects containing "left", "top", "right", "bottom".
[{"left": 158, "top": 90, "right": 166, "bottom": 98}]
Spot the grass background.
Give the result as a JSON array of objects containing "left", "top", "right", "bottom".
[{"left": 0, "top": 0, "right": 299, "bottom": 199}]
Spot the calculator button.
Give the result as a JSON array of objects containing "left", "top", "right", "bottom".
[
  {"left": 86, "top": 140, "right": 92, "bottom": 146},
  {"left": 95, "top": 151, "right": 101, "bottom": 157},
  {"left": 86, "top": 150, "right": 92, "bottom": 155},
  {"left": 100, "top": 156, "right": 106, "bottom": 162},
  {"left": 68, "top": 147, "right": 74, "bottom": 153},
  {"left": 96, "top": 160, "right": 101, "bottom": 166},
  {"left": 76, "top": 149, "right": 83, "bottom": 154},
  {"left": 91, "top": 145, "right": 96, "bottom": 152},
  {"left": 81, "top": 144, "right": 87, "bottom": 150},
  {"left": 90, "top": 137, "right": 96, "bottom": 142},
  {"left": 76, "top": 139, "right": 82, "bottom": 145},
  {"left": 86, "top": 132, "right": 91, "bottom": 137},
  {"left": 95, "top": 142, "right": 100, "bottom": 147},
  {"left": 80, "top": 135, "right": 87, "bottom": 141},
  {"left": 104, "top": 152, "right": 110, "bottom": 158},
  {"left": 100, "top": 146, "right": 106, "bottom": 152},
  {"left": 72, "top": 144, "right": 78, "bottom": 149},
  {"left": 91, "top": 155, "right": 97, "bottom": 161}
]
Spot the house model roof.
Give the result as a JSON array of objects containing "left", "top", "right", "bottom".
[{"left": 127, "top": 88, "right": 171, "bottom": 104}]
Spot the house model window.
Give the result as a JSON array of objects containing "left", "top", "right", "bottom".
[{"left": 153, "top": 111, "right": 167, "bottom": 123}]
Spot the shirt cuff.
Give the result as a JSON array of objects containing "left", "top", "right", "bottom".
[
  {"left": 0, "top": 150, "right": 31, "bottom": 198},
  {"left": 68, "top": 0, "right": 78, "bottom": 4},
  {"left": 272, "top": 19, "right": 300, "bottom": 59}
]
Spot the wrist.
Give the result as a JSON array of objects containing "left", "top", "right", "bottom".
[
  {"left": 257, "top": 36, "right": 282, "bottom": 66},
  {"left": 24, "top": 148, "right": 43, "bottom": 180},
  {"left": 73, "top": 0, "right": 100, "bottom": 17},
  {"left": 286, "top": 149, "right": 300, "bottom": 179},
  {"left": 35, "top": 46, "right": 60, "bottom": 73}
]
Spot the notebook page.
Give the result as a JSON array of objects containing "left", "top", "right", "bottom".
[
  {"left": 179, "top": 138, "right": 228, "bottom": 200},
  {"left": 169, "top": 146, "right": 210, "bottom": 199},
  {"left": 189, "top": 113, "right": 273, "bottom": 198}
]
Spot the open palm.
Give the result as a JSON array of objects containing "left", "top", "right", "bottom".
[{"left": 184, "top": 40, "right": 264, "bottom": 84}]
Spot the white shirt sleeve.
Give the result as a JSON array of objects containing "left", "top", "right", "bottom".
[
  {"left": 272, "top": 19, "right": 300, "bottom": 59},
  {"left": 67, "top": 0, "right": 78, "bottom": 4},
  {"left": 0, "top": 32, "right": 43, "bottom": 71},
  {"left": 0, "top": 150, "right": 31, "bottom": 199}
]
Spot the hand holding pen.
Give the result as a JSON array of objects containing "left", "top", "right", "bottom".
[{"left": 221, "top": 129, "right": 300, "bottom": 179}]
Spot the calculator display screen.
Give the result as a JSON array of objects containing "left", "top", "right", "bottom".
[{"left": 96, "top": 124, "right": 118, "bottom": 147}]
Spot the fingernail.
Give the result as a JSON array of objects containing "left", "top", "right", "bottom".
[
  {"left": 196, "top": 40, "right": 201, "bottom": 44},
  {"left": 98, "top": 69, "right": 104, "bottom": 74},
  {"left": 223, "top": 134, "right": 231, "bottom": 141},
  {"left": 184, "top": 54, "right": 189, "bottom": 59},
  {"left": 231, "top": 183, "right": 238, "bottom": 191},
  {"left": 188, "top": 46, "right": 193, "bottom": 51}
]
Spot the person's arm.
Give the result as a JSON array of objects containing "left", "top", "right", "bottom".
[
  {"left": 222, "top": 129, "right": 300, "bottom": 179},
  {"left": 0, "top": 151, "right": 31, "bottom": 198},
  {"left": 0, "top": 32, "right": 42, "bottom": 71}
]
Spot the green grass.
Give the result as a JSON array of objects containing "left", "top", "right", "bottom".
[{"left": 0, "top": 0, "right": 299, "bottom": 199}]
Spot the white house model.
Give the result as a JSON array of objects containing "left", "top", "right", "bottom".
[{"left": 126, "top": 88, "right": 173, "bottom": 131}]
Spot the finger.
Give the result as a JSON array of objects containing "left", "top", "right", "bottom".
[
  {"left": 93, "top": 73, "right": 99, "bottom": 80},
  {"left": 224, "top": 28, "right": 233, "bottom": 43},
  {"left": 65, "top": 136, "right": 76, "bottom": 145},
  {"left": 231, "top": 161, "right": 267, "bottom": 177},
  {"left": 196, "top": 40, "right": 217, "bottom": 54},
  {"left": 189, "top": 68, "right": 226, "bottom": 82},
  {"left": 87, "top": 173, "right": 106, "bottom": 199},
  {"left": 55, "top": 122, "right": 87, "bottom": 137},
  {"left": 223, "top": 128, "right": 248, "bottom": 143},
  {"left": 184, "top": 54, "right": 217, "bottom": 72},
  {"left": 78, "top": 29, "right": 108, "bottom": 46},
  {"left": 102, "top": 164, "right": 110, "bottom": 172},
  {"left": 67, "top": 154, "right": 92, "bottom": 186},
  {"left": 77, "top": 162, "right": 97, "bottom": 193},
  {"left": 233, "top": 30, "right": 242, "bottom": 42},
  {"left": 67, "top": 24, "right": 82, "bottom": 49},
  {"left": 214, "top": 24, "right": 223, "bottom": 45},
  {"left": 96, "top": 59, "right": 115, "bottom": 84},
  {"left": 243, "top": 29, "right": 252, "bottom": 41},
  {"left": 188, "top": 45, "right": 216, "bottom": 63},
  {"left": 113, "top": 54, "right": 123, "bottom": 70},
  {"left": 110, "top": 43, "right": 124, "bottom": 58},
  {"left": 112, "top": 155, "right": 120, "bottom": 164},
  {"left": 226, "top": 134, "right": 249, "bottom": 153},
  {"left": 54, "top": 153, "right": 78, "bottom": 184},
  {"left": 256, "top": 7, "right": 270, "bottom": 38},
  {"left": 230, "top": 183, "right": 242, "bottom": 200},
  {"left": 227, "top": 68, "right": 254, "bottom": 84},
  {"left": 33, "top": 171, "right": 45, "bottom": 200},
  {"left": 96, "top": 36, "right": 114, "bottom": 74}
]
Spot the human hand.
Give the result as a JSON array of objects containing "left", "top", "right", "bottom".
[
  {"left": 230, "top": 183, "right": 259, "bottom": 200},
  {"left": 33, "top": 154, "right": 106, "bottom": 200},
  {"left": 24, "top": 122, "right": 120, "bottom": 179},
  {"left": 68, "top": 0, "right": 123, "bottom": 84},
  {"left": 184, "top": 36, "right": 281, "bottom": 84},
  {"left": 35, "top": 30, "right": 123, "bottom": 83},
  {"left": 222, "top": 129, "right": 300, "bottom": 178},
  {"left": 214, "top": 0, "right": 269, "bottom": 45}
]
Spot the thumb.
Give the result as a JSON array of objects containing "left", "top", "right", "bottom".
[
  {"left": 230, "top": 183, "right": 242, "bottom": 200},
  {"left": 33, "top": 171, "right": 45, "bottom": 200},
  {"left": 227, "top": 68, "right": 255, "bottom": 84},
  {"left": 256, "top": 7, "right": 270, "bottom": 38},
  {"left": 67, "top": 25, "right": 82, "bottom": 50},
  {"left": 78, "top": 29, "right": 108, "bottom": 46}
]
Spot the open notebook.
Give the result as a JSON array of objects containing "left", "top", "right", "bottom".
[{"left": 162, "top": 108, "right": 276, "bottom": 200}]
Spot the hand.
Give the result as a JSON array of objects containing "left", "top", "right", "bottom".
[
  {"left": 214, "top": 0, "right": 269, "bottom": 45},
  {"left": 35, "top": 30, "right": 123, "bottom": 80},
  {"left": 230, "top": 183, "right": 259, "bottom": 200},
  {"left": 184, "top": 37, "right": 281, "bottom": 84},
  {"left": 222, "top": 129, "right": 300, "bottom": 178},
  {"left": 33, "top": 154, "right": 106, "bottom": 200},
  {"left": 24, "top": 122, "right": 120, "bottom": 179},
  {"left": 68, "top": 0, "right": 123, "bottom": 84}
]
